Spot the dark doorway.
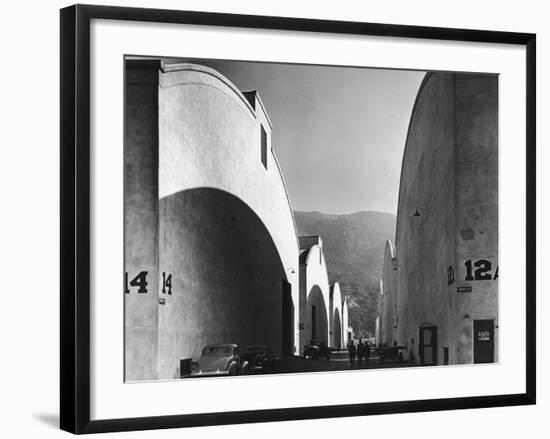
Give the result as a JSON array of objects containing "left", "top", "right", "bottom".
[
  {"left": 282, "top": 279, "right": 294, "bottom": 356},
  {"left": 419, "top": 325, "right": 437, "bottom": 366},
  {"left": 474, "top": 319, "right": 495, "bottom": 363},
  {"left": 332, "top": 309, "right": 342, "bottom": 349},
  {"left": 311, "top": 305, "right": 317, "bottom": 340}
]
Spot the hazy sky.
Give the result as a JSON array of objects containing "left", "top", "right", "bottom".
[{"left": 171, "top": 58, "right": 425, "bottom": 215}]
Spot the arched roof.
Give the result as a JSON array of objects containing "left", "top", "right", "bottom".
[
  {"left": 395, "top": 71, "right": 430, "bottom": 243},
  {"left": 162, "top": 62, "right": 257, "bottom": 117},
  {"left": 330, "top": 282, "right": 343, "bottom": 316},
  {"left": 330, "top": 282, "right": 341, "bottom": 300},
  {"left": 158, "top": 62, "right": 301, "bottom": 279}
]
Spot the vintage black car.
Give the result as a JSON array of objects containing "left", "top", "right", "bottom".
[
  {"left": 240, "top": 345, "right": 280, "bottom": 374},
  {"left": 191, "top": 343, "right": 241, "bottom": 376},
  {"left": 302, "top": 340, "right": 331, "bottom": 360},
  {"left": 376, "top": 344, "right": 406, "bottom": 363}
]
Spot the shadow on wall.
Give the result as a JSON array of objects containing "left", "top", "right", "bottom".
[
  {"left": 156, "top": 187, "right": 293, "bottom": 379},
  {"left": 307, "top": 285, "right": 328, "bottom": 344}
]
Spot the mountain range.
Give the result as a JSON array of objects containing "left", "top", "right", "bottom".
[{"left": 294, "top": 210, "right": 397, "bottom": 337}]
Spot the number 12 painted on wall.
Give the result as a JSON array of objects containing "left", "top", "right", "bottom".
[{"left": 464, "top": 259, "right": 499, "bottom": 281}]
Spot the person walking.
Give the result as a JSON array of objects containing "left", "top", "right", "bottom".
[
  {"left": 357, "top": 339, "right": 365, "bottom": 367},
  {"left": 348, "top": 340, "right": 356, "bottom": 367}
]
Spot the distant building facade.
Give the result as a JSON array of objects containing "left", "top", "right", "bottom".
[
  {"left": 342, "top": 297, "right": 350, "bottom": 344},
  {"left": 375, "top": 281, "right": 383, "bottom": 346},
  {"left": 298, "top": 235, "right": 331, "bottom": 352},
  {"left": 329, "top": 282, "right": 344, "bottom": 349},
  {"left": 377, "top": 240, "right": 397, "bottom": 347}
]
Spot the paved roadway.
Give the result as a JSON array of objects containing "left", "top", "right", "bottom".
[{"left": 277, "top": 349, "right": 414, "bottom": 374}]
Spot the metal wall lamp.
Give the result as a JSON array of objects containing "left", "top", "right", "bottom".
[{"left": 413, "top": 207, "right": 430, "bottom": 217}]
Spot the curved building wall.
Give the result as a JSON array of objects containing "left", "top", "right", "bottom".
[
  {"left": 396, "top": 72, "right": 458, "bottom": 365},
  {"left": 158, "top": 64, "right": 299, "bottom": 282},
  {"left": 299, "top": 243, "right": 331, "bottom": 349},
  {"left": 157, "top": 64, "right": 300, "bottom": 378},
  {"left": 125, "top": 61, "right": 300, "bottom": 380},
  {"left": 395, "top": 72, "right": 498, "bottom": 365},
  {"left": 454, "top": 74, "right": 499, "bottom": 363}
]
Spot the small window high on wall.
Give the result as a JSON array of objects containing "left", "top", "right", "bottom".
[{"left": 260, "top": 125, "right": 267, "bottom": 169}]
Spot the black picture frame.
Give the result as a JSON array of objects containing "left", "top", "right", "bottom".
[{"left": 60, "top": 4, "right": 536, "bottom": 434}]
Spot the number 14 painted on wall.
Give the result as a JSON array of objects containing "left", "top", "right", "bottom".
[
  {"left": 124, "top": 271, "right": 173, "bottom": 294},
  {"left": 161, "top": 272, "right": 172, "bottom": 295}
]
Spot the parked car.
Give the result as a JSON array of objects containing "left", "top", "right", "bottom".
[
  {"left": 377, "top": 344, "right": 406, "bottom": 363},
  {"left": 240, "top": 345, "right": 281, "bottom": 374},
  {"left": 191, "top": 344, "right": 240, "bottom": 376},
  {"left": 302, "top": 340, "right": 331, "bottom": 360}
]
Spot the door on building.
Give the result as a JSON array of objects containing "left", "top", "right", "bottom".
[
  {"left": 418, "top": 325, "right": 437, "bottom": 366},
  {"left": 473, "top": 319, "right": 495, "bottom": 363}
]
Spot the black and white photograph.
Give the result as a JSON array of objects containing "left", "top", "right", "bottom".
[{"left": 124, "top": 57, "right": 498, "bottom": 381}]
